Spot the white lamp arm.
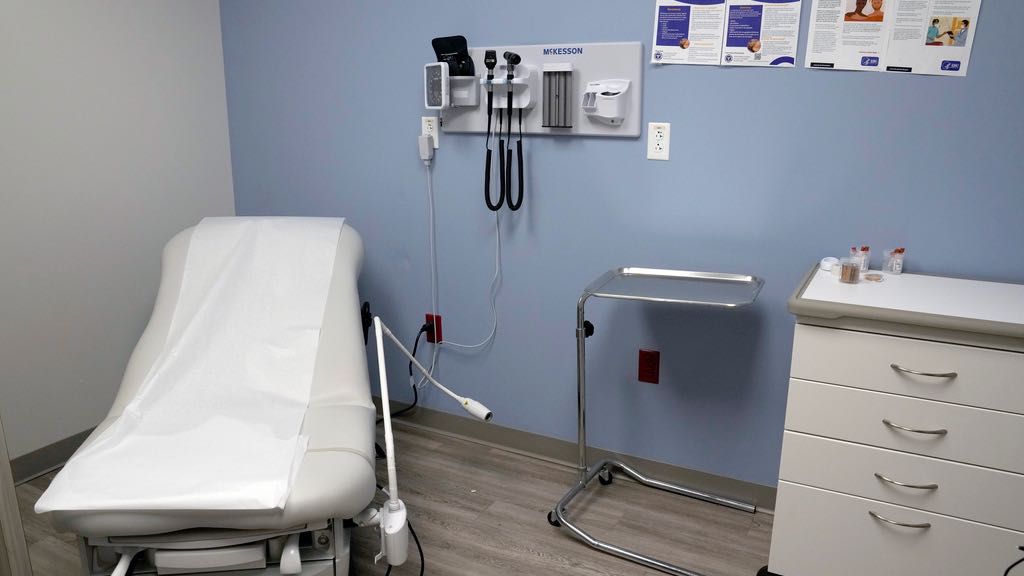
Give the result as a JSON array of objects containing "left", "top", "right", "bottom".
[
  {"left": 373, "top": 317, "right": 400, "bottom": 504},
  {"left": 370, "top": 316, "right": 493, "bottom": 568},
  {"left": 378, "top": 319, "right": 493, "bottom": 422},
  {"left": 372, "top": 317, "right": 409, "bottom": 568}
]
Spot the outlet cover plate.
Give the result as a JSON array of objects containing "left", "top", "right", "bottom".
[
  {"left": 422, "top": 116, "right": 439, "bottom": 148},
  {"left": 425, "top": 313, "right": 443, "bottom": 344},
  {"left": 647, "top": 122, "right": 670, "bottom": 161}
]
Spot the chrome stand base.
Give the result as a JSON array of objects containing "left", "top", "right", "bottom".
[
  {"left": 559, "top": 270, "right": 764, "bottom": 576},
  {"left": 551, "top": 459, "right": 756, "bottom": 576}
]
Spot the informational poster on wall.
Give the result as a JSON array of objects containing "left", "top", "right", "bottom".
[
  {"left": 721, "top": 0, "right": 803, "bottom": 67},
  {"left": 885, "top": 0, "right": 981, "bottom": 75},
  {"left": 804, "top": 0, "right": 982, "bottom": 76},
  {"left": 651, "top": 0, "right": 802, "bottom": 67},
  {"left": 651, "top": 0, "right": 728, "bottom": 65}
]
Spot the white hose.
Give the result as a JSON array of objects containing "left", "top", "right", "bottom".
[
  {"left": 417, "top": 163, "right": 439, "bottom": 388},
  {"left": 440, "top": 211, "right": 502, "bottom": 350},
  {"left": 110, "top": 550, "right": 140, "bottom": 576}
]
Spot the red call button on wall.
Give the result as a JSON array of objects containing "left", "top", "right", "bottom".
[{"left": 638, "top": 349, "right": 660, "bottom": 384}]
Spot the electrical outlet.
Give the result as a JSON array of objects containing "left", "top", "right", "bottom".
[
  {"left": 421, "top": 116, "right": 439, "bottom": 149},
  {"left": 425, "top": 313, "right": 443, "bottom": 344},
  {"left": 646, "top": 122, "right": 670, "bottom": 161}
]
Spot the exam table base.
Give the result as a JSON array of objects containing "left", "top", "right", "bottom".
[
  {"left": 78, "top": 522, "right": 350, "bottom": 575},
  {"left": 552, "top": 459, "right": 756, "bottom": 576}
]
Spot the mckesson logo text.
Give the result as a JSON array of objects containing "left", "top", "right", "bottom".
[{"left": 543, "top": 47, "right": 584, "bottom": 55}]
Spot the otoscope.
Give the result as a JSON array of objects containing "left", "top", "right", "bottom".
[{"left": 483, "top": 50, "right": 502, "bottom": 211}]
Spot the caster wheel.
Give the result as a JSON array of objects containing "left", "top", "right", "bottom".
[
  {"left": 598, "top": 469, "right": 613, "bottom": 485},
  {"left": 756, "top": 566, "right": 780, "bottom": 576},
  {"left": 547, "top": 510, "right": 561, "bottom": 527}
]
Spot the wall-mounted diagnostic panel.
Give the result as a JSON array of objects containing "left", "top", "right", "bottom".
[{"left": 438, "top": 42, "right": 643, "bottom": 138}]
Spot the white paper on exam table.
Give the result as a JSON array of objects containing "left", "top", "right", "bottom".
[{"left": 36, "top": 217, "right": 343, "bottom": 512}]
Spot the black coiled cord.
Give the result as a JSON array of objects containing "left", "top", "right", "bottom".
[
  {"left": 484, "top": 85, "right": 502, "bottom": 211},
  {"left": 1006, "top": 546, "right": 1024, "bottom": 576},
  {"left": 506, "top": 107, "right": 524, "bottom": 211}
]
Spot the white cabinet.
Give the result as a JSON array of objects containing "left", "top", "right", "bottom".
[
  {"left": 792, "top": 324, "right": 1024, "bottom": 413},
  {"left": 768, "top": 268, "right": 1024, "bottom": 575},
  {"left": 771, "top": 482, "right": 1024, "bottom": 576}
]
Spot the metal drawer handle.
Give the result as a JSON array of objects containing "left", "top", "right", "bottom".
[
  {"left": 868, "top": 510, "right": 931, "bottom": 529},
  {"left": 890, "top": 363, "right": 958, "bottom": 379},
  {"left": 874, "top": 472, "right": 939, "bottom": 491},
  {"left": 882, "top": 419, "right": 948, "bottom": 436}
]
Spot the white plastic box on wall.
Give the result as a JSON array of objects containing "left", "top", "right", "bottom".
[{"left": 440, "top": 42, "right": 644, "bottom": 138}]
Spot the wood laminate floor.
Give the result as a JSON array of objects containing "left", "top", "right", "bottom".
[{"left": 16, "top": 424, "right": 772, "bottom": 575}]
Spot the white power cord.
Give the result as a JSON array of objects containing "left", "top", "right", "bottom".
[
  {"left": 416, "top": 143, "right": 502, "bottom": 391},
  {"left": 110, "top": 549, "right": 141, "bottom": 576},
  {"left": 441, "top": 211, "right": 501, "bottom": 350},
  {"left": 418, "top": 161, "right": 440, "bottom": 388}
]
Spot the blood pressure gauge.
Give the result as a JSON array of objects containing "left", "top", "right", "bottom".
[{"left": 424, "top": 62, "right": 450, "bottom": 110}]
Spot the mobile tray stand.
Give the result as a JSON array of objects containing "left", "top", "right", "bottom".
[{"left": 548, "top": 267, "right": 764, "bottom": 576}]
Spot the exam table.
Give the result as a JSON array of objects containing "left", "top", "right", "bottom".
[{"left": 44, "top": 221, "right": 377, "bottom": 576}]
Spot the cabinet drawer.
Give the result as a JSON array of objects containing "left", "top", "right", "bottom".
[
  {"left": 769, "top": 481, "right": 1024, "bottom": 576},
  {"left": 779, "top": 431, "right": 1024, "bottom": 532},
  {"left": 785, "top": 379, "right": 1024, "bottom": 473},
  {"left": 791, "top": 324, "right": 1024, "bottom": 414}
]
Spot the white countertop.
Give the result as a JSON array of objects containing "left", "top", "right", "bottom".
[{"left": 801, "top": 269, "right": 1024, "bottom": 326}]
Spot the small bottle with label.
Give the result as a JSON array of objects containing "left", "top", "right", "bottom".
[
  {"left": 859, "top": 246, "right": 871, "bottom": 272},
  {"left": 885, "top": 248, "right": 905, "bottom": 274}
]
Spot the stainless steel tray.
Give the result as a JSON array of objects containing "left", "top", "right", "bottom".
[{"left": 583, "top": 267, "right": 763, "bottom": 308}]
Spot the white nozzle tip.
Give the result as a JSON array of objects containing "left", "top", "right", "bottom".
[{"left": 462, "top": 398, "right": 493, "bottom": 422}]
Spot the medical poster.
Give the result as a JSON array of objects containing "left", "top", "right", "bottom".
[
  {"left": 651, "top": 0, "right": 728, "bottom": 65},
  {"left": 721, "top": 0, "right": 803, "bottom": 67},
  {"left": 883, "top": 0, "right": 982, "bottom": 76},
  {"left": 804, "top": 0, "right": 982, "bottom": 75},
  {"left": 804, "top": 0, "right": 891, "bottom": 70}
]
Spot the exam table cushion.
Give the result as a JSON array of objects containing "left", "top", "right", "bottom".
[{"left": 49, "top": 223, "right": 376, "bottom": 537}]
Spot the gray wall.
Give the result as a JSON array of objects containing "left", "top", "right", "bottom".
[
  {"left": 220, "top": 1, "right": 1024, "bottom": 488},
  {"left": 0, "top": 1, "right": 235, "bottom": 458}
]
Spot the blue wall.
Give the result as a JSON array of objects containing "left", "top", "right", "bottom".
[{"left": 220, "top": 1, "right": 1024, "bottom": 488}]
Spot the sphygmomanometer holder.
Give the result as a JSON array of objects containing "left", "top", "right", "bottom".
[
  {"left": 428, "top": 35, "right": 480, "bottom": 109},
  {"left": 431, "top": 35, "right": 474, "bottom": 77},
  {"left": 424, "top": 62, "right": 479, "bottom": 110}
]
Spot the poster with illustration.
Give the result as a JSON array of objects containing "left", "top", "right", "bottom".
[
  {"left": 721, "top": 0, "right": 803, "bottom": 67},
  {"left": 844, "top": 0, "right": 887, "bottom": 22},
  {"left": 884, "top": 0, "right": 982, "bottom": 75},
  {"left": 804, "top": 0, "right": 891, "bottom": 70},
  {"left": 805, "top": 0, "right": 982, "bottom": 75},
  {"left": 651, "top": 0, "right": 727, "bottom": 65}
]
